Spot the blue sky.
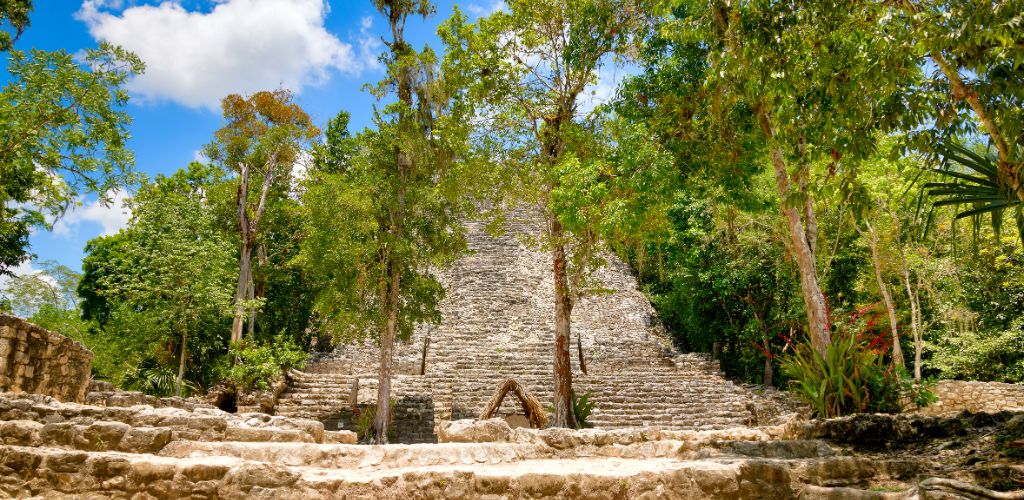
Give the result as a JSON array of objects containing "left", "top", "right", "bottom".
[{"left": 4, "top": 0, "right": 508, "bottom": 278}]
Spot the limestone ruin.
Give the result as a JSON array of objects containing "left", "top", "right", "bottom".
[
  {"left": 273, "top": 209, "right": 789, "bottom": 442},
  {"left": 1, "top": 214, "right": 1023, "bottom": 498}
]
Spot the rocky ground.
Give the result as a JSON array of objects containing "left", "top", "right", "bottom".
[
  {"left": 796, "top": 411, "right": 1024, "bottom": 494},
  {"left": 0, "top": 390, "right": 1022, "bottom": 499}
]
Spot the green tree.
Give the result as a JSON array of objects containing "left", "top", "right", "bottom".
[
  {"left": 665, "top": 0, "right": 922, "bottom": 356},
  {"left": 83, "top": 165, "right": 235, "bottom": 397},
  {"left": 441, "top": 0, "right": 648, "bottom": 429},
  {"left": 0, "top": 43, "right": 143, "bottom": 276},
  {"left": 301, "top": 0, "right": 472, "bottom": 442},
  {"left": 204, "top": 90, "right": 319, "bottom": 344}
]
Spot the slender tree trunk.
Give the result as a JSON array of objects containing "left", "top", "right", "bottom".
[
  {"left": 865, "top": 221, "right": 904, "bottom": 369},
  {"left": 374, "top": 261, "right": 400, "bottom": 443},
  {"left": 373, "top": 1, "right": 416, "bottom": 444},
  {"left": 763, "top": 337, "right": 773, "bottom": 387},
  {"left": 231, "top": 241, "right": 251, "bottom": 343},
  {"left": 913, "top": 276, "right": 923, "bottom": 380},
  {"left": 246, "top": 265, "right": 256, "bottom": 339},
  {"left": 176, "top": 330, "right": 187, "bottom": 398},
  {"left": 232, "top": 163, "right": 251, "bottom": 344},
  {"left": 894, "top": 218, "right": 923, "bottom": 380},
  {"left": 756, "top": 109, "right": 831, "bottom": 356},
  {"left": 551, "top": 215, "right": 578, "bottom": 429},
  {"left": 901, "top": 266, "right": 922, "bottom": 380}
]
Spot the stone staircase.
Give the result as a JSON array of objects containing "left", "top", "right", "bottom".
[{"left": 276, "top": 208, "right": 781, "bottom": 440}]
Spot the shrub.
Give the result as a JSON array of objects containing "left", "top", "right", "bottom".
[
  {"left": 224, "top": 334, "right": 307, "bottom": 391},
  {"left": 354, "top": 405, "right": 376, "bottom": 442},
  {"left": 931, "top": 320, "right": 1024, "bottom": 383},
  {"left": 780, "top": 331, "right": 932, "bottom": 418},
  {"left": 123, "top": 359, "right": 196, "bottom": 397}
]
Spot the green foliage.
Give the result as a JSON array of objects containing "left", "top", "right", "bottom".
[
  {"left": 354, "top": 405, "right": 376, "bottom": 443},
  {"left": 924, "top": 141, "right": 1023, "bottom": 245},
  {"left": 903, "top": 0, "right": 1024, "bottom": 153},
  {"left": 0, "top": 43, "right": 144, "bottom": 275},
  {"left": 0, "top": 260, "right": 86, "bottom": 341},
  {"left": 0, "top": 0, "right": 31, "bottom": 51},
  {"left": 931, "top": 321, "right": 1024, "bottom": 383},
  {"left": 122, "top": 358, "right": 194, "bottom": 398},
  {"left": 618, "top": 187, "right": 802, "bottom": 385},
  {"left": 224, "top": 335, "right": 307, "bottom": 391},
  {"left": 301, "top": 76, "right": 472, "bottom": 343},
  {"left": 571, "top": 390, "right": 594, "bottom": 429},
  {"left": 781, "top": 331, "right": 932, "bottom": 418},
  {"left": 78, "top": 165, "right": 235, "bottom": 396}
]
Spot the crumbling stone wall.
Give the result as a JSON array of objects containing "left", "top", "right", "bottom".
[
  {"left": 914, "top": 380, "right": 1024, "bottom": 416},
  {"left": 0, "top": 314, "right": 93, "bottom": 402}
]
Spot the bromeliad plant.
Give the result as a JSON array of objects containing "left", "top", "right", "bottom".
[
  {"left": 780, "top": 328, "right": 933, "bottom": 418},
  {"left": 781, "top": 331, "right": 885, "bottom": 418}
]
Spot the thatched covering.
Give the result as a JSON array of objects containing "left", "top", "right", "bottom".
[{"left": 479, "top": 378, "right": 549, "bottom": 428}]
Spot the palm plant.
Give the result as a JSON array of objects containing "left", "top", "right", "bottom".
[{"left": 923, "top": 141, "right": 1023, "bottom": 244}]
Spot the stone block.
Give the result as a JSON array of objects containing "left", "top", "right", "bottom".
[
  {"left": 119, "top": 427, "right": 172, "bottom": 454},
  {"left": 436, "top": 418, "right": 513, "bottom": 443}
]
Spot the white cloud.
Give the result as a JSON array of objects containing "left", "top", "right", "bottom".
[
  {"left": 52, "top": 190, "right": 132, "bottom": 239},
  {"left": 467, "top": 1, "right": 505, "bottom": 17},
  {"left": 77, "top": 0, "right": 366, "bottom": 109},
  {"left": 0, "top": 260, "right": 39, "bottom": 291},
  {"left": 578, "top": 61, "right": 635, "bottom": 117},
  {"left": 357, "top": 14, "right": 382, "bottom": 72}
]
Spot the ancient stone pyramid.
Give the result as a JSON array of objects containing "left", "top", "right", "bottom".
[{"left": 276, "top": 209, "right": 776, "bottom": 442}]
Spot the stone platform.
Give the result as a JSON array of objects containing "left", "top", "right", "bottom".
[{"left": 2, "top": 392, "right": 1022, "bottom": 498}]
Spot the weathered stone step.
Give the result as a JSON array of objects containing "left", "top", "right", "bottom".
[{"left": 0, "top": 441, "right": 930, "bottom": 499}]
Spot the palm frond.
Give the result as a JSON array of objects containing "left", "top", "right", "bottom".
[{"left": 924, "top": 141, "right": 1022, "bottom": 245}]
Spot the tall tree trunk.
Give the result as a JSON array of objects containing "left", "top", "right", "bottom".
[
  {"left": 912, "top": 276, "right": 923, "bottom": 380},
  {"left": 232, "top": 164, "right": 251, "bottom": 344},
  {"left": 756, "top": 108, "right": 831, "bottom": 356},
  {"left": 374, "top": 0, "right": 413, "bottom": 445},
  {"left": 374, "top": 261, "right": 401, "bottom": 443},
  {"left": 231, "top": 241, "right": 251, "bottom": 343},
  {"left": 763, "top": 337, "right": 774, "bottom": 387},
  {"left": 550, "top": 216, "right": 578, "bottom": 429},
  {"left": 901, "top": 267, "right": 922, "bottom": 380},
  {"left": 246, "top": 264, "right": 256, "bottom": 339},
  {"left": 176, "top": 330, "right": 187, "bottom": 398},
  {"left": 865, "top": 221, "right": 904, "bottom": 369}
]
